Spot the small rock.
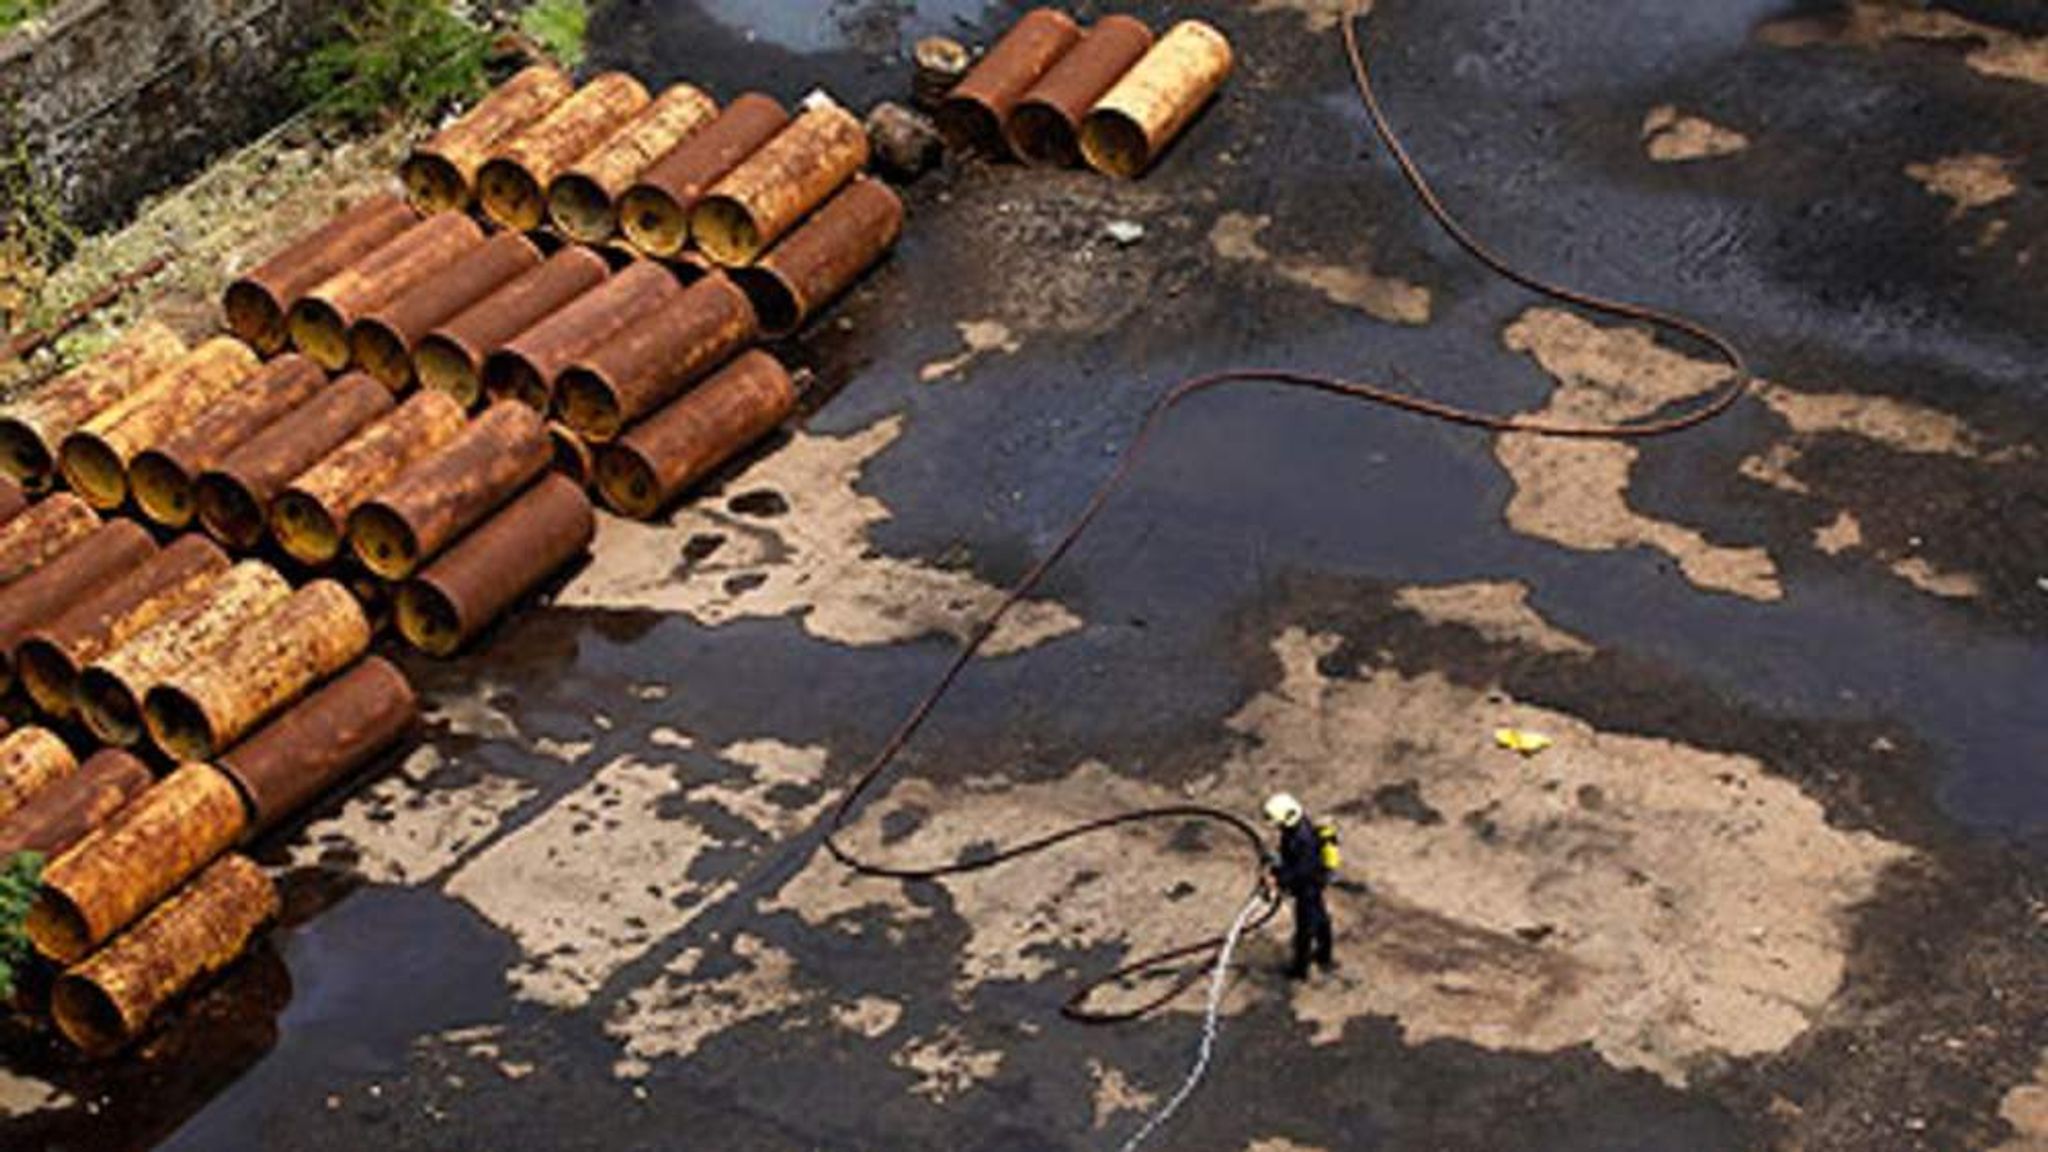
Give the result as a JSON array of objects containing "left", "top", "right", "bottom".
[{"left": 1104, "top": 219, "right": 1146, "bottom": 247}]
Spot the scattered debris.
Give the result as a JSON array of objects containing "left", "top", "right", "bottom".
[{"left": 1641, "top": 106, "right": 1751, "bottom": 162}]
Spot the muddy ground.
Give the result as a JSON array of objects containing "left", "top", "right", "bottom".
[{"left": 2, "top": 1, "right": 2045, "bottom": 1150}]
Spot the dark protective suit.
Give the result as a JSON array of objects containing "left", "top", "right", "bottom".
[{"left": 1273, "top": 815, "right": 1333, "bottom": 978}]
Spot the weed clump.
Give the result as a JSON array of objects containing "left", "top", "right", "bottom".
[{"left": 294, "top": 0, "right": 491, "bottom": 127}]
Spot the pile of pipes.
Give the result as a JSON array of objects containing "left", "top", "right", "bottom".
[{"left": 933, "top": 9, "right": 1233, "bottom": 176}]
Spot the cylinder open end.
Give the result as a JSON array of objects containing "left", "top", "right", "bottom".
[
  {"left": 1008, "top": 101, "right": 1080, "bottom": 168},
  {"left": 287, "top": 299, "right": 354, "bottom": 371},
  {"left": 58, "top": 434, "right": 129, "bottom": 510},
  {"left": 935, "top": 99, "right": 1002, "bottom": 154},
  {"left": 78, "top": 667, "right": 145, "bottom": 747},
  {"left": 51, "top": 973, "right": 129, "bottom": 1054},
  {"left": 414, "top": 336, "right": 483, "bottom": 409},
  {"left": 596, "top": 444, "right": 664, "bottom": 520},
  {"left": 143, "top": 685, "right": 217, "bottom": 763},
  {"left": 555, "top": 369, "right": 628, "bottom": 442},
  {"left": 549, "top": 174, "right": 618, "bottom": 245},
  {"left": 619, "top": 187, "right": 690, "bottom": 258},
  {"left": 222, "top": 281, "right": 287, "bottom": 354},
  {"left": 691, "top": 196, "right": 765, "bottom": 266},
  {"left": 129, "top": 452, "right": 197, "bottom": 528},
  {"left": 17, "top": 639, "right": 80, "bottom": 718},
  {"left": 401, "top": 153, "right": 469, "bottom": 215},
  {"left": 351, "top": 320, "right": 415, "bottom": 392},
  {"left": 1079, "top": 109, "right": 1152, "bottom": 180},
  {"left": 195, "top": 474, "right": 270, "bottom": 551},
  {"left": 27, "top": 886, "right": 93, "bottom": 965},
  {"left": 349, "top": 503, "right": 423, "bottom": 580},
  {"left": 395, "top": 581, "right": 466, "bottom": 658},
  {"left": 730, "top": 266, "right": 804, "bottom": 340},
  {"left": 270, "top": 490, "right": 343, "bottom": 566},
  {"left": 0, "top": 421, "right": 54, "bottom": 490},
  {"left": 478, "top": 160, "right": 547, "bottom": 232},
  {"left": 481, "top": 350, "right": 546, "bottom": 409}
]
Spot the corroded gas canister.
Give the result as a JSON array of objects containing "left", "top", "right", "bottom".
[
  {"left": 269, "top": 391, "right": 469, "bottom": 567},
  {"left": 288, "top": 212, "right": 487, "bottom": 371},
  {"left": 482, "top": 260, "right": 683, "bottom": 411},
  {"left": 396, "top": 474, "right": 595, "bottom": 657},
  {"left": 690, "top": 98, "right": 871, "bottom": 267},
  {"left": 549, "top": 84, "right": 721, "bottom": 244},
  {"left": 195, "top": 373, "right": 396, "bottom": 551},
  {"left": 402, "top": 64, "right": 575, "bottom": 213},
  {"left": 51, "top": 852, "right": 278, "bottom": 1054},
  {"left": 730, "top": 176, "right": 903, "bottom": 338},
  {"left": 477, "top": 72, "right": 652, "bottom": 232},
  {"left": 350, "top": 231, "right": 544, "bottom": 392},
  {"left": 218, "top": 656, "right": 416, "bottom": 839},
  {"left": 618, "top": 93, "right": 790, "bottom": 259},
  {"left": 0, "top": 321, "right": 186, "bottom": 490},
  {"left": 0, "top": 492, "right": 97, "bottom": 584},
  {"left": 143, "top": 580, "right": 372, "bottom": 763},
  {"left": 223, "top": 195, "right": 418, "bottom": 353},
  {"left": 937, "top": 8, "right": 1082, "bottom": 153},
  {"left": 415, "top": 246, "right": 611, "bottom": 408},
  {"left": 1007, "top": 15, "right": 1155, "bottom": 167},
  {"left": 595, "top": 350, "right": 799, "bottom": 520},
  {"left": 553, "top": 271, "right": 758, "bottom": 442},
  {"left": 0, "top": 521, "right": 155, "bottom": 692},
  {"left": 78, "top": 561, "right": 292, "bottom": 748},
  {"left": 27, "top": 762, "right": 248, "bottom": 965},
  {"left": 17, "top": 535, "right": 228, "bottom": 719},
  {"left": 57, "top": 337, "right": 261, "bottom": 510},
  {"left": 348, "top": 401, "right": 552, "bottom": 581},
  {"left": 0, "top": 749, "right": 151, "bottom": 858},
  {"left": 1079, "top": 20, "right": 1234, "bottom": 179},
  {"left": 128, "top": 355, "right": 327, "bottom": 529},
  {"left": 0, "top": 726, "right": 76, "bottom": 821}
]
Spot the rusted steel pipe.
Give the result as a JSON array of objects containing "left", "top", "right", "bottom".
[
  {"left": 0, "top": 321, "right": 186, "bottom": 490},
  {"left": 730, "top": 176, "right": 903, "bottom": 338},
  {"left": 27, "top": 763, "right": 248, "bottom": 965},
  {"left": 937, "top": 8, "right": 1083, "bottom": 154},
  {"left": 691, "top": 98, "right": 871, "bottom": 267},
  {"left": 58, "top": 338, "right": 261, "bottom": 510},
  {"left": 350, "top": 232, "right": 544, "bottom": 392},
  {"left": 1007, "top": 15, "right": 1155, "bottom": 167},
  {"left": 396, "top": 474, "right": 594, "bottom": 657},
  {"left": 402, "top": 64, "right": 575, "bottom": 214},
  {"left": 269, "top": 391, "right": 468, "bottom": 567},
  {"left": 554, "top": 271, "right": 757, "bottom": 441},
  {"left": 478, "top": 72, "right": 652, "bottom": 232},
  {"left": 0, "top": 521, "right": 155, "bottom": 692},
  {"left": 0, "top": 477, "right": 21, "bottom": 525},
  {"left": 414, "top": 246, "right": 611, "bottom": 408},
  {"left": 0, "top": 726, "right": 76, "bottom": 820},
  {"left": 143, "top": 580, "right": 372, "bottom": 763},
  {"left": 128, "top": 356, "right": 326, "bottom": 529},
  {"left": 618, "top": 94, "right": 790, "bottom": 259},
  {"left": 224, "top": 195, "right": 418, "bottom": 354},
  {"left": 17, "top": 535, "right": 229, "bottom": 721},
  {"left": 549, "top": 84, "right": 720, "bottom": 245},
  {"left": 549, "top": 422, "right": 596, "bottom": 487},
  {"left": 217, "top": 657, "right": 415, "bottom": 839},
  {"left": 482, "top": 260, "right": 684, "bottom": 411},
  {"left": 78, "top": 562, "right": 291, "bottom": 748},
  {"left": 0, "top": 749, "right": 150, "bottom": 858},
  {"left": 0, "top": 492, "right": 97, "bottom": 585},
  {"left": 195, "top": 374, "right": 396, "bottom": 550},
  {"left": 348, "top": 401, "right": 551, "bottom": 580},
  {"left": 288, "top": 212, "right": 487, "bottom": 371},
  {"left": 596, "top": 350, "right": 797, "bottom": 519},
  {"left": 1079, "top": 20, "right": 1234, "bottom": 179},
  {"left": 913, "top": 36, "right": 973, "bottom": 110}
]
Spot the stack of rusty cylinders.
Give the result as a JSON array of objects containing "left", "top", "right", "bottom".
[{"left": 937, "top": 9, "right": 1234, "bottom": 177}]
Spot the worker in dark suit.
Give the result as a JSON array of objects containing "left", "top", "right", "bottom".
[{"left": 1264, "top": 792, "right": 1334, "bottom": 979}]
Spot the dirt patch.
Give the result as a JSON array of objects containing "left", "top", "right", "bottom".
[
  {"left": 1757, "top": 2, "right": 2048, "bottom": 87},
  {"left": 607, "top": 934, "right": 808, "bottom": 1078},
  {"left": 892, "top": 1026, "right": 1005, "bottom": 1103},
  {"left": 1815, "top": 511, "right": 1865, "bottom": 555},
  {"left": 1088, "top": 1059, "right": 1157, "bottom": 1130},
  {"left": 1757, "top": 382, "right": 2000, "bottom": 459},
  {"left": 1641, "top": 106, "right": 1751, "bottom": 162},
  {"left": 1392, "top": 581, "right": 1593, "bottom": 656},
  {"left": 291, "top": 746, "right": 536, "bottom": 886},
  {"left": 1210, "top": 212, "right": 1432, "bottom": 326},
  {"left": 918, "top": 319, "right": 1020, "bottom": 383},
  {"left": 831, "top": 996, "right": 904, "bottom": 1039},
  {"left": 1993, "top": 1052, "right": 2048, "bottom": 1151},
  {"left": 1889, "top": 555, "right": 1983, "bottom": 599},
  {"left": 559, "top": 416, "right": 1081, "bottom": 655},
  {"left": 1907, "top": 154, "right": 2021, "bottom": 215}
]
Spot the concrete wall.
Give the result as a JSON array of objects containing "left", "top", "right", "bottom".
[{"left": 0, "top": 0, "right": 338, "bottom": 231}]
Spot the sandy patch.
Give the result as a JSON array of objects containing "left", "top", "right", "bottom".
[
  {"left": 1889, "top": 555, "right": 1983, "bottom": 600},
  {"left": 893, "top": 1026, "right": 1005, "bottom": 1102},
  {"left": 1758, "top": 2, "right": 2048, "bottom": 88},
  {"left": 559, "top": 416, "right": 1081, "bottom": 656},
  {"left": 1993, "top": 1051, "right": 2048, "bottom": 1152},
  {"left": 919, "top": 319, "right": 1020, "bottom": 383},
  {"left": 832, "top": 995, "right": 904, "bottom": 1039},
  {"left": 0, "top": 1069, "right": 71, "bottom": 1117},
  {"left": 1089, "top": 1059, "right": 1158, "bottom": 1130},
  {"left": 1641, "top": 106, "right": 1751, "bottom": 162},
  {"left": 1814, "top": 511, "right": 1865, "bottom": 555},
  {"left": 1907, "top": 154, "right": 2020, "bottom": 215},
  {"left": 1757, "top": 382, "right": 1999, "bottom": 459},
  {"left": 607, "top": 934, "right": 807, "bottom": 1077},
  {"left": 290, "top": 747, "right": 536, "bottom": 886},
  {"left": 1210, "top": 212, "right": 1432, "bottom": 326},
  {"left": 1393, "top": 581, "right": 1593, "bottom": 656}
]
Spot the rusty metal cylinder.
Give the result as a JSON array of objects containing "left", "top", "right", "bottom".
[
  {"left": 0, "top": 492, "right": 97, "bottom": 585},
  {"left": 348, "top": 401, "right": 551, "bottom": 580},
  {"left": 224, "top": 195, "right": 419, "bottom": 354},
  {"left": 550, "top": 422, "right": 595, "bottom": 486},
  {"left": 1080, "top": 20, "right": 1234, "bottom": 179},
  {"left": 196, "top": 374, "right": 396, "bottom": 550},
  {"left": 0, "top": 749, "right": 151, "bottom": 858},
  {"left": 938, "top": 8, "right": 1083, "bottom": 153},
  {"left": 128, "top": 356, "right": 326, "bottom": 529},
  {"left": 415, "top": 246, "right": 611, "bottom": 408},
  {"left": 402, "top": 64, "right": 575, "bottom": 213},
  {"left": 596, "top": 350, "right": 798, "bottom": 519},
  {"left": 143, "top": 580, "right": 372, "bottom": 763},
  {"left": 477, "top": 72, "right": 652, "bottom": 232},
  {"left": 217, "top": 656, "right": 415, "bottom": 839},
  {"left": 549, "top": 84, "right": 721, "bottom": 244},
  {"left": 350, "top": 232, "right": 544, "bottom": 392},
  {"left": 57, "top": 338, "right": 262, "bottom": 510},
  {"left": 396, "top": 474, "right": 594, "bottom": 657},
  {"left": 17, "top": 535, "right": 229, "bottom": 721},
  {"left": 482, "top": 259, "right": 683, "bottom": 411},
  {"left": 913, "top": 36, "right": 973, "bottom": 110},
  {"left": 51, "top": 852, "right": 277, "bottom": 1054},
  {"left": 0, "top": 520, "right": 155, "bottom": 692},
  {"left": 78, "top": 561, "right": 291, "bottom": 748},
  {"left": 27, "top": 762, "right": 249, "bottom": 964},
  {"left": 0, "top": 726, "right": 76, "bottom": 820},
  {"left": 0, "top": 321, "right": 186, "bottom": 490},
  {"left": 554, "top": 271, "right": 757, "bottom": 441},
  {"left": 731, "top": 176, "right": 903, "bottom": 338},
  {"left": 288, "top": 213, "right": 486, "bottom": 371},
  {"left": 0, "top": 476, "right": 20, "bottom": 524},
  {"left": 269, "top": 391, "right": 468, "bottom": 567},
  {"left": 618, "top": 94, "right": 790, "bottom": 259},
  {"left": 691, "top": 98, "right": 872, "bottom": 267},
  {"left": 1008, "top": 15, "right": 1155, "bottom": 167}
]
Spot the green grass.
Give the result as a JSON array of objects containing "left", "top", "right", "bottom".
[
  {"left": 0, "top": 851, "right": 44, "bottom": 1001},
  {"left": 293, "top": 0, "right": 490, "bottom": 127},
  {"left": 0, "top": 0, "right": 54, "bottom": 36},
  {"left": 520, "top": 0, "right": 589, "bottom": 71}
]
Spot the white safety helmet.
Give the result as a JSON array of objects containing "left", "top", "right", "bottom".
[{"left": 1263, "top": 792, "right": 1304, "bottom": 827}]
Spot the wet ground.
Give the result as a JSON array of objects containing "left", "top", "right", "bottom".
[{"left": 3, "top": 1, "right": 2046, "bottom": 1149}]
